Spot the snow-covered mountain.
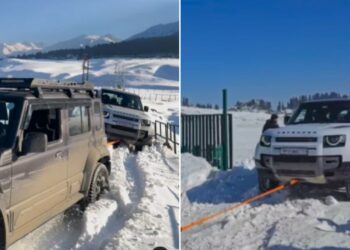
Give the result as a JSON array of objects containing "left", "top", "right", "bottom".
[
  {"left": 128, "top": 22, "right": 179, "bottom": 41},
  {"left": 0, "top": 42, "right": 43, "bottom": 57},
  {"left": 43, "top": 34, "right": 120, "bottom": 52}
]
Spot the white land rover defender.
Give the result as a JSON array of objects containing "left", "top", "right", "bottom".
[
  {"left": 99, "top": 88, "right": 154, "bottom": 150},
  {"left": 255, "top": 99, "right": 350, "bottom": 197}
]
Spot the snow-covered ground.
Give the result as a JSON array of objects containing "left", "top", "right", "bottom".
[
  {"left": 0, "top": 58, "right": 179, "bottom": 89},
  {"left": 4, "top": 58, "right": 179, "bottom": 250},
  {"left": 182, "top": 107, "right": 350, "bottom": 250}
]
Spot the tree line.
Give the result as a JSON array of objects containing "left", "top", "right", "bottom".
[
  {"left": 277, "top": 92, "right": 349, "bottom": 111},
  {"left": 16, "top": 33, "right": 179, "bottom": 60},
  {"left": 183, "top": 91, "right": 349, "bottom": 113}
]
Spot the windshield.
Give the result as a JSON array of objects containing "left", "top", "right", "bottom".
[
  {"left": 101, "top": 90, "right": 143, "bottom": 111},
  {"left": 289, "top": 101, "right": 350, "bottom": 124},
  {"left": 0, "top": 98, "right": 22, "bottom": 149}
]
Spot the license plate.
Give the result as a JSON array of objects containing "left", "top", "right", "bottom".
[{"left": 280, "top": 148, "right": 308, "bottom": 155}]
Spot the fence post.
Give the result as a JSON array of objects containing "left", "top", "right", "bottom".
[
  {"left": 154, "top": 122, "right": 157, "bottom": 140},
  {"left": 160, "top": 122, "right": 163, "bottom": 138},
  {"left": 173, "top": 125, "right": 177, "bottom": 154},
  {"left": 164, "top": 123, "right": 171, "bottom": 149},
  {"left": 222, "top": 89, "right": 229, "bottom": 170},
  {"left": 229, "top": 114, "right": 233, "bottom": 168}
]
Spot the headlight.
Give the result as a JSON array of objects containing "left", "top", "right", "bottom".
[
  {"left": 260, "top": 135, "right": 272, "bottom": 147},
  {"left": 104, "top": 111, "right": 110, "bottom": 119},
  {"left": 142, "top": 119, "right": 151, "bottom": 126},
  {"left": 323, "top": 135, "right": 346, "bottom": 148}
]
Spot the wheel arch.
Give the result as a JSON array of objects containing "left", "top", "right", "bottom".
[{"left": 81, "top": 148, "right": 111, "bottom": 196}]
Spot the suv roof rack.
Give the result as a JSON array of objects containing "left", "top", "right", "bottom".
[{"left": 0, "top": 78, "right": 95, "bottom": 98}]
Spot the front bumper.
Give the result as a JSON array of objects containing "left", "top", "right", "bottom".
[
  {"left": 105, "top": 124, "right": 153, "bottom": 146},
  {"left": 256, "top": 155, "right": 350, "bottom": 183}
]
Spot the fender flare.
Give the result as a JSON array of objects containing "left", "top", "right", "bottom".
[{"left": 81, "top": 148, "right": 110, "bottom": 196}]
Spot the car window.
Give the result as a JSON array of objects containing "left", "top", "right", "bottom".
[
  {"left": 290, "top": 101, "right": 350, "bottom": 124},
  {"left": 82, "top": 106, "right": 90, "bottom": 133},
  {"left": 101, "top": 90, "right": 143, "bottom": 111},
  {"left": 0, "top": 101, "right": 18, "bottom": 148},
  {"left": 294, "top": 109, "right": 306, "bottom": 123},
  {"left": 69, "top": 106, "right": 90, "bottom": 136},
  {"left": 24, "top": 108, "right": 61, "bottom": 143}
]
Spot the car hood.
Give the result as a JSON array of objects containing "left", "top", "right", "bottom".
[
  {"left": 265, "top": 123, "right": 350, "bottom": 137},
  {"left": 104, "top": 105, "right": 151, "bottom": 120}
]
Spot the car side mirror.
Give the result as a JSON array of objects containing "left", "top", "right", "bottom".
[
  {"left": 144, "top": 106, "right": 149, "bottom": 112},
  {"left": 22, "top": 132, "right": 48, "bottom": 155},
  {"left": 284, "top": 115, "right": 291, "bottom": 125}
]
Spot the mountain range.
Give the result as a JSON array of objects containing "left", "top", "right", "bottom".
[
  {"left": 0, "top": 21, "right": 179, "bottom": 57},
  {"left": 0, "top": 42, "right": 43, "bottom": 57}
]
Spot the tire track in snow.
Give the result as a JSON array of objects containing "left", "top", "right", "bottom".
[
  {"left": 107, "top": 145, "right": 179, "bottom": 250},
  {"left": 74, "top": 147, "right": 145, "bottom": 249}
]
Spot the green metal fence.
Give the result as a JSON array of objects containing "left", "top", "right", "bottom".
[
  {"left": 154, "top": 120, "right": 179, "bottom": 154},
  {"left": 181, "top": 113, "right": 233, "bottom": 170}
]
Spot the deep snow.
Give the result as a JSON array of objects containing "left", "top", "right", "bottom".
[{"left": 181, "top": 108, "right": 350, "bottom": 250}]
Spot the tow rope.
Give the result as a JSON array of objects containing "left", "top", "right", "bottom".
[
  {"left": 181, "top": 179, "right": 300, "bottom": 233},
  {"left": 107, "top": 140, "right": 120, "bottom": 148}
]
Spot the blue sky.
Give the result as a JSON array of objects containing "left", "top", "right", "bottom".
[
  {"left": 0, "top": 0, "right": 178, "bottom": 44},
  {"left": 182, "top": 0, "right": 350, "bottom": 107}
]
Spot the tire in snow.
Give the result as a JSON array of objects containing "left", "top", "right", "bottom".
[
  {"left": 257, "top": 169, "right": 279, "bottom": 193},
  {"left": 81, "top": 163, "right": 110, "bottom": 210}
]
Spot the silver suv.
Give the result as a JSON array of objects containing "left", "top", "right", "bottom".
[
  {"left": 0, "top": 78, "right": 110, "bottom": 249},
  {"left": 100, "top": 88, "right": 154, "bottom": 150}
]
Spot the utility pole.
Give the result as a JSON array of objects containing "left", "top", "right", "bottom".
[
  {"left": 82, "top": 54, "right": 90, "bottom": 83},
  {"left": 222, "top": 89, "right": 229, "bottom": 170}
]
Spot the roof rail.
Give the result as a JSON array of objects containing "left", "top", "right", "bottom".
[{"left": 0, "top": 78, "right": 95, "bottom": 98}]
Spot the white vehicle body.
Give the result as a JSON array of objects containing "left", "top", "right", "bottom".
[
  {"left": 99, "top": 88, "right": 154, "bottom": 146},
  {"left": 255, "top": 99, "right": 350, "bottom": 184}
]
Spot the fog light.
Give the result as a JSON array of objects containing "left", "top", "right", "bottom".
[
  {"left": 262, "top": 155, "right": 273, "bottom": 168},
  {"left": 323, "top": 156, "right": 341, "bottom": 169}
]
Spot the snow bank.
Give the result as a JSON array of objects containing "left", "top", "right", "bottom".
[
  {"left": 75, "top": 199, "right": 118, "bottom": 247},
  {"left": 154, "top": 64, "right": 179, "bottom": 81},
  {"left": 0, "top": 58, "right": 179, "bottom": 90},
  {"left": 181, "top": 153, "right": 214, "bottom": 192}
]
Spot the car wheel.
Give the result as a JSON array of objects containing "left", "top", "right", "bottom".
[
  {"left": 257, "top": 169, "right": 279, "bottom": 193},
  {"left": 81, "top": 163, "right": 110, "bottom": 210}
]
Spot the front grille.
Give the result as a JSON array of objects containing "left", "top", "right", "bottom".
[
  {"left": 273, "top": 155, "right": 317, "bottom": 163},
  {"left": 276, "top": 169, "right": 315, "bottom": 176},
  {"left": 111, "top": 125, "right": 137, "bottom": 133},
  {"left": 113, "top": 114, "right": 139, "bottom": 122},
  {"left": 275, "top": 137, "right": 317, "bottom": 143}
]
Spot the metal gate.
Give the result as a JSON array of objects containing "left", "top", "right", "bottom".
[{"left": 181, "top": 113, "right": 233, "bottom": 170}]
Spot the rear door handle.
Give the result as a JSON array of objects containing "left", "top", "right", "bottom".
[{"left": 55, "top": 151, "right": 63, "bottom": 159}]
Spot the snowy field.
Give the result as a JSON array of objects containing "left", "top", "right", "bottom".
[
  {"left": 0, "top": 58, "right": 179, "bottom": 89},
  {"left": 1, "top": 58, "right": 179, "bottom": 250},
  {"left": 182, "top": 107, "right": 350, "bottom": 250}
]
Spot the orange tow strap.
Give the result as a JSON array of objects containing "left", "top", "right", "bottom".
[
  {"left": 107, "top": 140, "right": 120, "bottom": 148},
  {"left": 181, "top": 179, "right": 300, "bottom": 233}
]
